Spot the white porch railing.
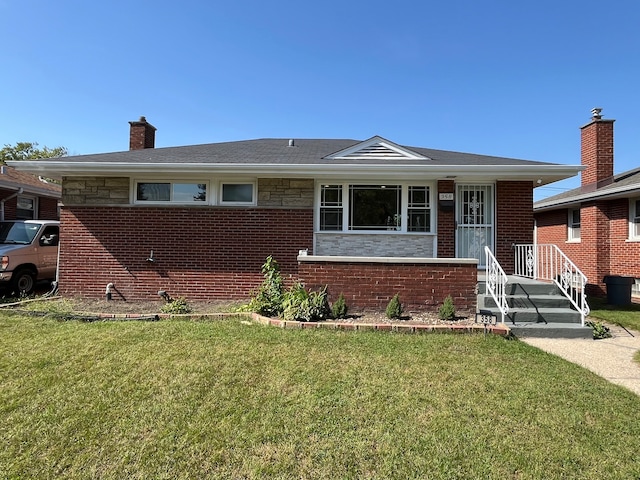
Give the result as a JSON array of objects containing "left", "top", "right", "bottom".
[
  {"left": 514, "top": 244, "right": 589, "bottom": 326},
  {"left": 484, "top": 246, "right": 509, "bottom": 324}
]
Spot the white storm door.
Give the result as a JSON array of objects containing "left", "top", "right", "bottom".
[{"left": 456, "top": 185, "right": 494, "bottom": 268}]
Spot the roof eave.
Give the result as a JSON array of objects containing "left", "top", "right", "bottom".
[
  {"left": 9, "top": 161, "right": 582, "bottom": 183},
  {"left": 535, "top": 183, "right": 640, "bottom": 212}
]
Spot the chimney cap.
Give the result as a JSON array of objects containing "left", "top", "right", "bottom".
[{"left": 591, "top": 107, "right": 603, "bottom": 119}]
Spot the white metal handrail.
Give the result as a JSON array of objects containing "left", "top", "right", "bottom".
[
  {"left": 514, "top": 244, "right": 589, "bottom": 326},
  {"left": 484, "top": 246, "right": 508, "bottom": 324}
]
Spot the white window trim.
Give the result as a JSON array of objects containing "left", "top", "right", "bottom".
[
  {"left": 628, "top": 197, "right": 640, "bottom": 241},
  {"left": 567, "top": 208, "right": 581, "bottom": 242},
  {"left": 219, "top": 181, "right": 257, "bottom": 206},
  {"left": 315, "top": 181, "right": 435, "bottom": 234}
]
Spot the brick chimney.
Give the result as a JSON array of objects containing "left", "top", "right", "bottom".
[
  {"left": 580, "top": 107, "right": 615, "bottom": 188},
  {"left": 128, "top": 116, "right": 157, "bottom": 150}
]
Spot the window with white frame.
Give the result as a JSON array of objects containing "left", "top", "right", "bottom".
[
  {"left": 633, "top": 278, "right": 640, "bottom": 298},
  {"left": 220, "top": 182, "right": 255, "bottom": 204},
  {"left": 318, "top": 183, "right": 432, "bottom": 232},
  {"left": 16, "top": 196, "right": 36, "bottom": 219},
  {"left": 568, "top": 208, "right": 581, "bottom": 241},
  {"left": 135, "top": 182, "right": 207, "bottom": 203},
  {"left": 630, "top": 198, "right": 640, "bottom": 240}
]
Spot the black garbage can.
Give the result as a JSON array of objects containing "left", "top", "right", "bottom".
[{"left": 603, "top": 276, "right": 635, "bottom": 305}]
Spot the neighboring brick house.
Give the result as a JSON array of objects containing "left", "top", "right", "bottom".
[
  {"left": 0, "top": 165, "right": 61, "bottom": 221},
  {"left": 534, "top": 108, "right": 640, "bottom": 298},
  {"left": 11, "top": 117, "right": 580, "bottom": 313}
]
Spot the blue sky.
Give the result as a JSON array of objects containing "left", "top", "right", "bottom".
[{"left": 1, "top": 0, "right": 639, "bottom": 200}]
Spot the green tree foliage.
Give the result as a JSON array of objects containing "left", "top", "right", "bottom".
[
  {"left": 0, "top": 142, "right": 68, "bottom": 164},
  {"left": 385, "top": 294, "right": 403, "bottom": 319}
]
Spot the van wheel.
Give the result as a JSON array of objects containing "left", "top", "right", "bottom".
[{"left": 11, "top": 268, "right": 36, "bottom": 296}]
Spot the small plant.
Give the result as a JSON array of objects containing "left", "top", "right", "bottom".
[
  {"left": 438, "top": 295, "right": 456, "bottom": 321},
  {"left": 247, "top": 255, "right": 285, "bottom": 317},
  {"left": 331, "top": 293, "right": 349, "bottom": 319},
  {"left": 385, "top": 294, "right": 403, "bottom": 319},
  {"left": 586, "top": 320, "right": 612, "bottom": 340},
  {"left": 282, "top": 283, "right": 331, "bottom": 322},
  {"left": 160, "top": 297, "right": 192, "bottom": 314}
]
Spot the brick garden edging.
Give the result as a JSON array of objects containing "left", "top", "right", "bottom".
[{"left": 250, "top": 313, "right": 512, "bottom": 337}]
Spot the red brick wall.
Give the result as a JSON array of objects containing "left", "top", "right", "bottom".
[
  {"left": 38, "top": 197, "right": 59, "bottom": 219},
  {"left": 59, "top": 206, "right": 313, "bottom": 300},
  {"left": 436, "top": 180, "right": 455, "bottom": 258},
  {"left": 535, "top": 199, "right": 640, "bottom": 297},
  {"left": 580, "top": 119, "right": 614, "bottom": 187},
  {"left": 496, "top": 181, "right": 534, "bottom": 273},
  {"left": 299, "top": 259, "right": 477, "bottom": 315}
]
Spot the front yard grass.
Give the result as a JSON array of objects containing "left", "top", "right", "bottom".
[
  {"left": 588, "top": 297, "right": 640, "bottom": 332},
  {"left": 1, "top": 312, "right": 639, "bottom": 479}
]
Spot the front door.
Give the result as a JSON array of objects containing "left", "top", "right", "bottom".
[{"left": 456, "top": 184, "right": 494, "bottom": 268}]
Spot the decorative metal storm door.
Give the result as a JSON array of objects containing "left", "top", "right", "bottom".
[{"left": 456, "top": 185, "right": 494, "bottom": 268}]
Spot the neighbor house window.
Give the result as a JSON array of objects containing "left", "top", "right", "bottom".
[
  {"left": 220, "top": 183, "right": 255, "bottom": 204},
  {"left": 16, "top": 196, "right": 36, "bottom": 219},
  {"left": 136, "top": 182, "right": 207, "bottom": 203},
  {"left": 630, "top": 198, "right": 640, "bottom": 240},
  {"left": 633, "top": 279, "right": 640, "bottom": 298},
  {"left": 568, "top": 208, "right": 581, "bottom": 241},
  {"left": 319, "top": 183, "right": 432, "bottom": 233}
]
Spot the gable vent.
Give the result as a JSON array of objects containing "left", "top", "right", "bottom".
[{"left": 342, "top": 143, "right": 407, "bottom": 159}]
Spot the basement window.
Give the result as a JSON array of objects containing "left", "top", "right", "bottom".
[
  {"left": 135, "top": 182, "right": 207, "bottom": 203},
  {"left": 568, "top": 208, "right": 581, "bottom": 242}
]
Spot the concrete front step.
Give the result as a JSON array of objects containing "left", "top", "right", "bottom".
[
  {"left": 509, "top": 322, "right": 593, "bottom": 339},
  {"left": 481, "top": 294, "right": 571, "bottom": 310},
  {"left": 502, "top": 307, "right": 582, "bottom": 324},
  {"left": 478, "top": 281, "right": 561, "bottom": 296}
]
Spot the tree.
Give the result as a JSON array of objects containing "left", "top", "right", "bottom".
[{"left": 0, "top": 142, "right": 67, "bottom": 164}]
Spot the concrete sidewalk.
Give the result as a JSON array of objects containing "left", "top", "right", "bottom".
[{"left": 521, "top": 323, "right": 640, "bottom": 396}]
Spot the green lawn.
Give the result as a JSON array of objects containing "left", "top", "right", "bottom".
[
  {"left": 588, "top": 297, "right": 640, "bottom": 333},
  {"left": 1, "top": 313, "right": 639, "bottom": 479}
]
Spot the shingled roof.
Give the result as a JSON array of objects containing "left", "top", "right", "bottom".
[
  {"left": 534, "top": 166, "right": 640, "bottom": 211},
  {"left": 0, "top": 165, "right": 61, "bottom": 198}
]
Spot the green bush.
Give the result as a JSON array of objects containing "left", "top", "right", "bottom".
[
  {"left": 331, "top": 293, "right": 349, "bottom": 319},
  {"left": 160, "top": 297, "right": 192, "bottom": 314},
  {"left": 247, "top": 256, "right": 285, "bottom": 317},
  {"left": 385, "top": 294, "right": 403, "bottom": 319},
  {"left": 586, "top": 320, "right": 612, "bottom": 339},
  {"left": 438, "top": 295, "right": 456, "bottom": 321},
  {"left": 282, "top": 283, "right": 331, "bottom": 322}
]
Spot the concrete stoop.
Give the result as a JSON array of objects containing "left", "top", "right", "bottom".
[{"left": 478, "top": 276, "right": 592, "bottom": 339}]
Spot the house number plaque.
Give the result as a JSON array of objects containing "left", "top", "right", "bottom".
[{"left": 438, "top": 193, "right": 454, "bottom": 201}]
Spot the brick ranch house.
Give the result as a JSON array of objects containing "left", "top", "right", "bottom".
[
  {"left": 11, "top": 117, "right": 581, "bottom": 314},
  {"left": 535, "top": 108, "right": 640, "bottom": 298},
  {"left": 0, "top": 165, "right": 60, "bottom": 220}
]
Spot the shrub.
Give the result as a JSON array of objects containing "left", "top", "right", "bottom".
[
  {"left": 331, "top": 293, "right": 348, "bottom": 319},
  {"left": 282, "top": 283, "right": 331, "bottom": 322},
  {"left": 586, "top": 320, "right": 612, "bottom": 340},
  {"left": 160, "top": 297, "right": 192, "bottom": 314},
  {"left": 247, "top": 255, "right": 285, "bottom": 317},
  {"left": 438, "top": 295, "right": 456, "bottom": 321},
  {"left": 385, "top": 294, "right": 403, "bottom": 319}
]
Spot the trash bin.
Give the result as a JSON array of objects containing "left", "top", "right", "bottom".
[{"left": 602, "top": 275, "right": 635, "bottom": 305}]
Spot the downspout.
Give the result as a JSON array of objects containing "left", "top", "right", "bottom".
[{"left": 0, "top": 187, "right": 24, "bottom": 221}]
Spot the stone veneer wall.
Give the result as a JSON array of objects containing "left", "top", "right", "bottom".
[
  {"left": 257, "top": 179, "right": 314, "bottom": 207},
  {"left": 62, "top": 177, "right": 130, "bottom": 205},
  {"left": 315, "top": 233, "right": 435, "bottom": 257}
]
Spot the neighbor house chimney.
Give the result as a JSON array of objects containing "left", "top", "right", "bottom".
[
  {"left": 580, "top": 107, "right": 614, "bottom": 188},
  {"left": 129, "top": 116, "right": 157, "bottom": 150}
]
